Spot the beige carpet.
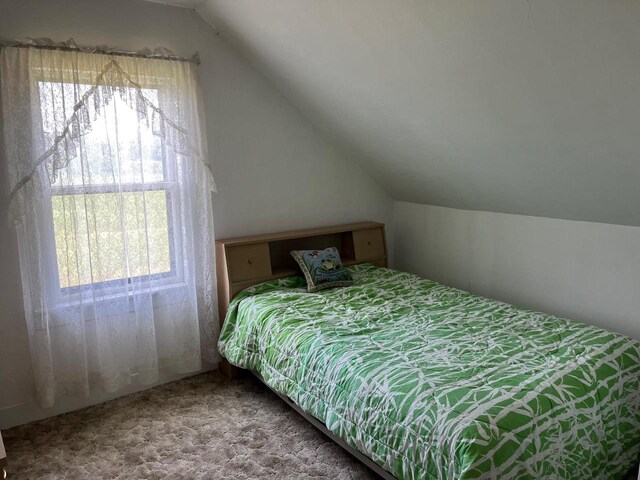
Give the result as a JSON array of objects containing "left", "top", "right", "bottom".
[{"left": 3, "top": 372, "right": 375, "bottom": 479}]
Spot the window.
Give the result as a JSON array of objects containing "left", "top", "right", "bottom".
[
  {"left": 39, "top": 80, "right": 181, "bottom": 294},
  {"left": 2, "top": 46, "right": 218, "bottom": 409}
]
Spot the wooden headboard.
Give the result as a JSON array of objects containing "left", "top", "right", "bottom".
[{"left": 215, "top": 221, "right": 387, "bottom": 324}]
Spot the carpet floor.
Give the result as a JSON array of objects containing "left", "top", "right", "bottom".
[{"left": 3, "top": 371, "right": 375, "bottom": 479}]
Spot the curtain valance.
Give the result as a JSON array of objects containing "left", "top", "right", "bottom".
[{"left": 2, "top": 44, "right": 214, "bottom": 223}]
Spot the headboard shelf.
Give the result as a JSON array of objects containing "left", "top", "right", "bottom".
[
  {"left": 217, "top": 221, "right": 382, "bottom": 246},
  {"left": 216, "top": 221, "right": 387, "bottom": 325}
]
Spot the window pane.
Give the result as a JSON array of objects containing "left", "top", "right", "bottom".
[
  {"left": 52, "top": 190, "right": 172, "bottom": 289},
  {"left": 39, "top": 81, "right": 165, "bottom": 186}
]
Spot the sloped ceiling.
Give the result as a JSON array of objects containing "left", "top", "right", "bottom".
[
  {"left": 193, "top": 0, "right": 640, "bottom": 226},
  {"left": 143, "top": 0, "right": 204, "bottom": 8}
]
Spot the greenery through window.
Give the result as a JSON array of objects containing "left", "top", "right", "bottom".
[{"left": 40, "top": 81, "right": 176, "bottom": 291}]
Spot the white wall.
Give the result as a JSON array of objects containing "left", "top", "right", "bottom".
[
  {"left": 0, "top": 0, "right": 392, "bottom": 429},
  {"left": 394, "top": 202, "right": 640, "bottom": 340},
  {"left": 203, "top": 28, "right": 393, "bottom": 240}
]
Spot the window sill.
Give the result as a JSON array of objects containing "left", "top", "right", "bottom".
[{"left": 38, "top": 281, "right": 191, "bottom": 330}]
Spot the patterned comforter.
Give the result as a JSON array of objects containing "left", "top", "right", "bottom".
[{"left": 218, "top": 264, "right": 640, "bottom": 479}]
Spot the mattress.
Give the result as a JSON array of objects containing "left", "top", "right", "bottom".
[{"left": 218, "top": 264, "right": 640, "bottom": 480}]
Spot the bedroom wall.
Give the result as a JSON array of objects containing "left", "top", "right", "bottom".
[
  {"left": 394, "top": 202, "right": 640, "bottom": 340},
  {"left": 0, "top": 0, "right": 393, "bottom": 429}
]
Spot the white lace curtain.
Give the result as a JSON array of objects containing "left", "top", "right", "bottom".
[{"left": 1, "top": 46, "right": 219, "bottom": 408}]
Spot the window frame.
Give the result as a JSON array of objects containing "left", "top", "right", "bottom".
[
  {"left": 49, "top": 182, "right": 182, "bottom": 295},
  {"left": 35, "top": 78, "right": 187, "bottom": 304}
]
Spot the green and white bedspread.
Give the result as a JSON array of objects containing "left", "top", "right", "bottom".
[{"left": 218, "top": 264, "right": 640, "bottom": 480}]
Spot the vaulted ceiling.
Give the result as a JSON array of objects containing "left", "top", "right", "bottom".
[{"left": 154, "top": 0, "right": 640, "bottom": 226}]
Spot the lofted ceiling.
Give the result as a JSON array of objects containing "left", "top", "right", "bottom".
[{"left": 150, "top": 0, "right": 640, "bottom": 226}]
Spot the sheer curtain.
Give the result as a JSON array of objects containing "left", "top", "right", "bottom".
[{"left": 1, "top": 46, "right": 219, "bottom": 408}]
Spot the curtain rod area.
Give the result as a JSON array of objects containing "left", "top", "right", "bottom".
[{"left": 0, "top": 38, "right": 200, "bottom": 65}]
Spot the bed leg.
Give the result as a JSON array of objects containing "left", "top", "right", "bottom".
[{"left": 220, "top": 358, "right": 239, "bottom": 379}]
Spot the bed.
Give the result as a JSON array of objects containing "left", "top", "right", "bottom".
[{"left": 216, "top": 222, "right": 640, "bottom": 480}]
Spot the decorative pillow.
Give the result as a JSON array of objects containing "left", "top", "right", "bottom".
[{"left": 290, "top": 247, "right": 353, "bottom": 292}]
